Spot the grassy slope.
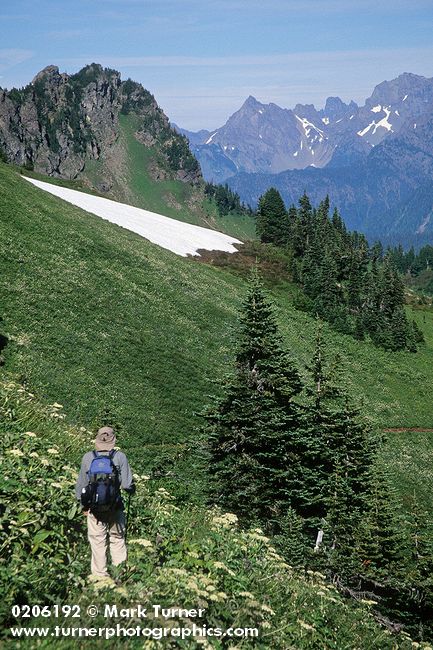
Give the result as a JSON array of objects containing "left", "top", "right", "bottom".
[
  {"left": 22, "top": 114, "right": 256, "bottom": 242},
  {"left": 85, "top": 113, "right": 256, "bottom": 240},
  {"left": 1, "top": 160, "right": 433, "bottom": 509},
  {"left": 2, "top": 378, "right": 415, "bottom": 650}
]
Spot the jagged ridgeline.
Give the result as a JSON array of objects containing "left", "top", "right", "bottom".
[{"left": 0, "top": 63, "right": 199, "bottom": 182}]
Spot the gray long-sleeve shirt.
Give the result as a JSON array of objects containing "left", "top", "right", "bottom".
[{"left": 75, "top": 450, "right": 134, "bottom": 501}]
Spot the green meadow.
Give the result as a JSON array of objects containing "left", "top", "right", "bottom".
[
  {"left": 1, "top": 161, "right": 433, "bottom": 499},
  {"left": 1, "top": 378, "right": 414, "bottom": 649},
  {"left": 2, "top": 159, "right": 433, "bottom": 646}
]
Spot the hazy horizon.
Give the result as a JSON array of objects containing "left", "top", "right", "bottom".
[{"left": 1, "top": 1, "right": 433, "bottom": 129}]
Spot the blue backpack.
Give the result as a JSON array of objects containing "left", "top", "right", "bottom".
[{"left": 84, "top": 450, "right": 121, "bottom": 514}]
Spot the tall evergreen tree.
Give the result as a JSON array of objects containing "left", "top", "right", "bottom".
[
  {"left": 256, "top": 187, "right": 289, "bottom": 246},
  {"left": 293, "top": 192, "right": 314, "bottom": 257},
  {"left": 355, "top": 463, "right": 406, "bottom": 578},
  {"left": 301, "top": 329, "right": 376, "bottom": 528},
  {"left": 205, "top": 269, "right": 303, "bottom": 524}
]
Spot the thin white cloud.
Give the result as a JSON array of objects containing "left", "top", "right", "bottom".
[
  {"left": 61, "top": 46, "right": 433, "bottom": 70},
  {"left": 46, "top": 29, "right": 92, "bottom": 40},
  {"left": 0, "top": 49, "right": 34, "bottom": 72},
  {"left": 55, "top": 45, "right": 433, "bottom": 129},
  {"left": 86, "top": 0, "right": 433, "bottom": 10}
]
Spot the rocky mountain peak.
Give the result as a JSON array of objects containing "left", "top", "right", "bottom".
[
  {"left": 322, "top": 97, "right": 358, "bottom": 122},
  {"left": 242, "top": 95, "right": 262, "bottom": 108},
  {"left": 368, "top": 72, "right": 433, "bottom": 107},
  {"left": 31, "top": 65, "right": 60, "bottom": 85},
  {"left": 0, "top": 63, "right": 201, "bottom": 184}
]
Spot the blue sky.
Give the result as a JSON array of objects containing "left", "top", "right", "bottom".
[{"left": 1, "top": 0, "right": 433, "bottom": 129}]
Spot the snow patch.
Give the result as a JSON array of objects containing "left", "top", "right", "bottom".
[
  {"left": 349, "top": 115, "right": 354, "bottom": 120},
  {"left": 374, "top": 106, "right": 393, "bottom": 132},
  {"left": 357, "top": 121, "right": 375, "bottom": 137},
  {"left": 322, "top": 117, "right": 330, "bottom": 125},
  {"left": 357, "top": 107, "right": 393, "bottom": 138},
  {"left": 403, "top": 94, "right": 408, "bottom": 101},
  {"left": 293, "top": 151, "right": 298, "bottom": 157},
  {"left": 395, "top": 110, "right": 400, "bottom": 116},
  {"left": 258, "top": 109, "right": 264, "bottom": 114},
  {"left": 205, "top": 131, "right": 218, "bottom": 145},
  {"left": 416, "top": 214, "right": 431, "bottom": 234},
  {"left": 371, "top": 105, "right": 382, "bottom": 113},
  {"left": 23, "top": 178, "right": 242, "bottom": 258},
  {"left": 295, "top": 115, "right": 325, "bottom": 139}
]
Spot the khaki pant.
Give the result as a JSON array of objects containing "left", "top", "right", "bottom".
[{"left": 87, "top": 509, "right": 127, "bottom": 576}]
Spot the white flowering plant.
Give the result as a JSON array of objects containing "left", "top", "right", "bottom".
[{"left": 1, "top": 379, "right": 426, "bottom": 649}]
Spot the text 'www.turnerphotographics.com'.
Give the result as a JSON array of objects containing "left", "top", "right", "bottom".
[{"left": 9, "top": 604, "right": 260, "bottom": 641}]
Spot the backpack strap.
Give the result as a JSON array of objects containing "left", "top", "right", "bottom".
[
  {"left": 109, "top": 450, "right": 116, "bottom": 460},
  {"left": 92, "top": 451, "right": 98, "bottom": 459}
]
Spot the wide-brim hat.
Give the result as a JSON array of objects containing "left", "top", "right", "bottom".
[{"left": 95, "top": 426, "right": 116, "bottom": 451}]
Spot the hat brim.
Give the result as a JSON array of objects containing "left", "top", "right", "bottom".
[{"left": 94, "top": 439, "right": 116, "bottom": 451}]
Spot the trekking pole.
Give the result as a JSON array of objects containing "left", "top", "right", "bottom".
[{"left": 124, "top": 491, "right": 132, "bottom": 545}]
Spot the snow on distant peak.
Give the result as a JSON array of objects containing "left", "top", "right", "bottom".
[
  {"left": 322, "top": 117, "right": 330, "bottom": 125},
  {"left": 357, "top": 121, "right": 375, "bottom": 137},
  {"left": 205, "top": 131, "right": 218, "bottom": 145},
  {"left": 375, "top": 107, "right": 393, "bottom": 132},
  {"left": 23, "top": 178, "right": 242, "bottom": 258},
  {"left": 371, "top": 105, "right": 382, "bottom": 113},
  {"left": 416, "top": 214, "right": 430, "bottom": 234},
  {"left": 295, "top": 115, "right": 325, "bottom": 138},
  {"left": 357, "top": 106, "right": 393, "bottom": 138},
  {"left": 403, "top": 94, "right": 408, "bottom": 101}
]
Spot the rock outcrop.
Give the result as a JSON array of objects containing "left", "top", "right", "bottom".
[{"left": 0, "top": 63, "right": 201, "bottom": 183}]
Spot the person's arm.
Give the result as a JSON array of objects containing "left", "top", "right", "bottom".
[
  {"left": 117, "top": 452, "right": 135, "bottom": 494},
  {"left": 75, "top": 453, "right": 90, "bottom": 502}
]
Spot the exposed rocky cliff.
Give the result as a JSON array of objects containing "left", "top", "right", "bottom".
[{"left": 0, "top": 63, "right": 201, "bottom": 184}]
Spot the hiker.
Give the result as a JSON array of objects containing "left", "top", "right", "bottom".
[{"left": 75, "top": 426, "right": 135, "bottom": 578}]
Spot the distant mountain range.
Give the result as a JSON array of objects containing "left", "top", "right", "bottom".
[{"left": 177, "top": 73, "right": 433, "bottom": 245}]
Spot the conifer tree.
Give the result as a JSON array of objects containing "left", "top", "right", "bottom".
[
  {"left": 302, "top": 329, "right": 376, "bottom": 527},
  {"left": 293, "top": 192, "right": 314, "bottom": 257},
  {"left": 321, "top": 464, "right": 361, "bottom": 577},
  {"left": 273, "top": 507, "right": 309, "bottom": 568},
  {"left": 256, "top": 187, "right": 289, "bottom": 246},
  {"left": 205, "top": 269, "right": 303, "bottom": 524},
  {"left": 404, "top": 495, "right": 433, "bottom": 639},
  {"left": 355, "top": 463, "right": 406, "bottom": 578},
  {"left": 406, "top": 494, "right": 433, "bottom": 584},
  {"left": 411, "top": 319, "right": 425, "bottom": 345}
]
